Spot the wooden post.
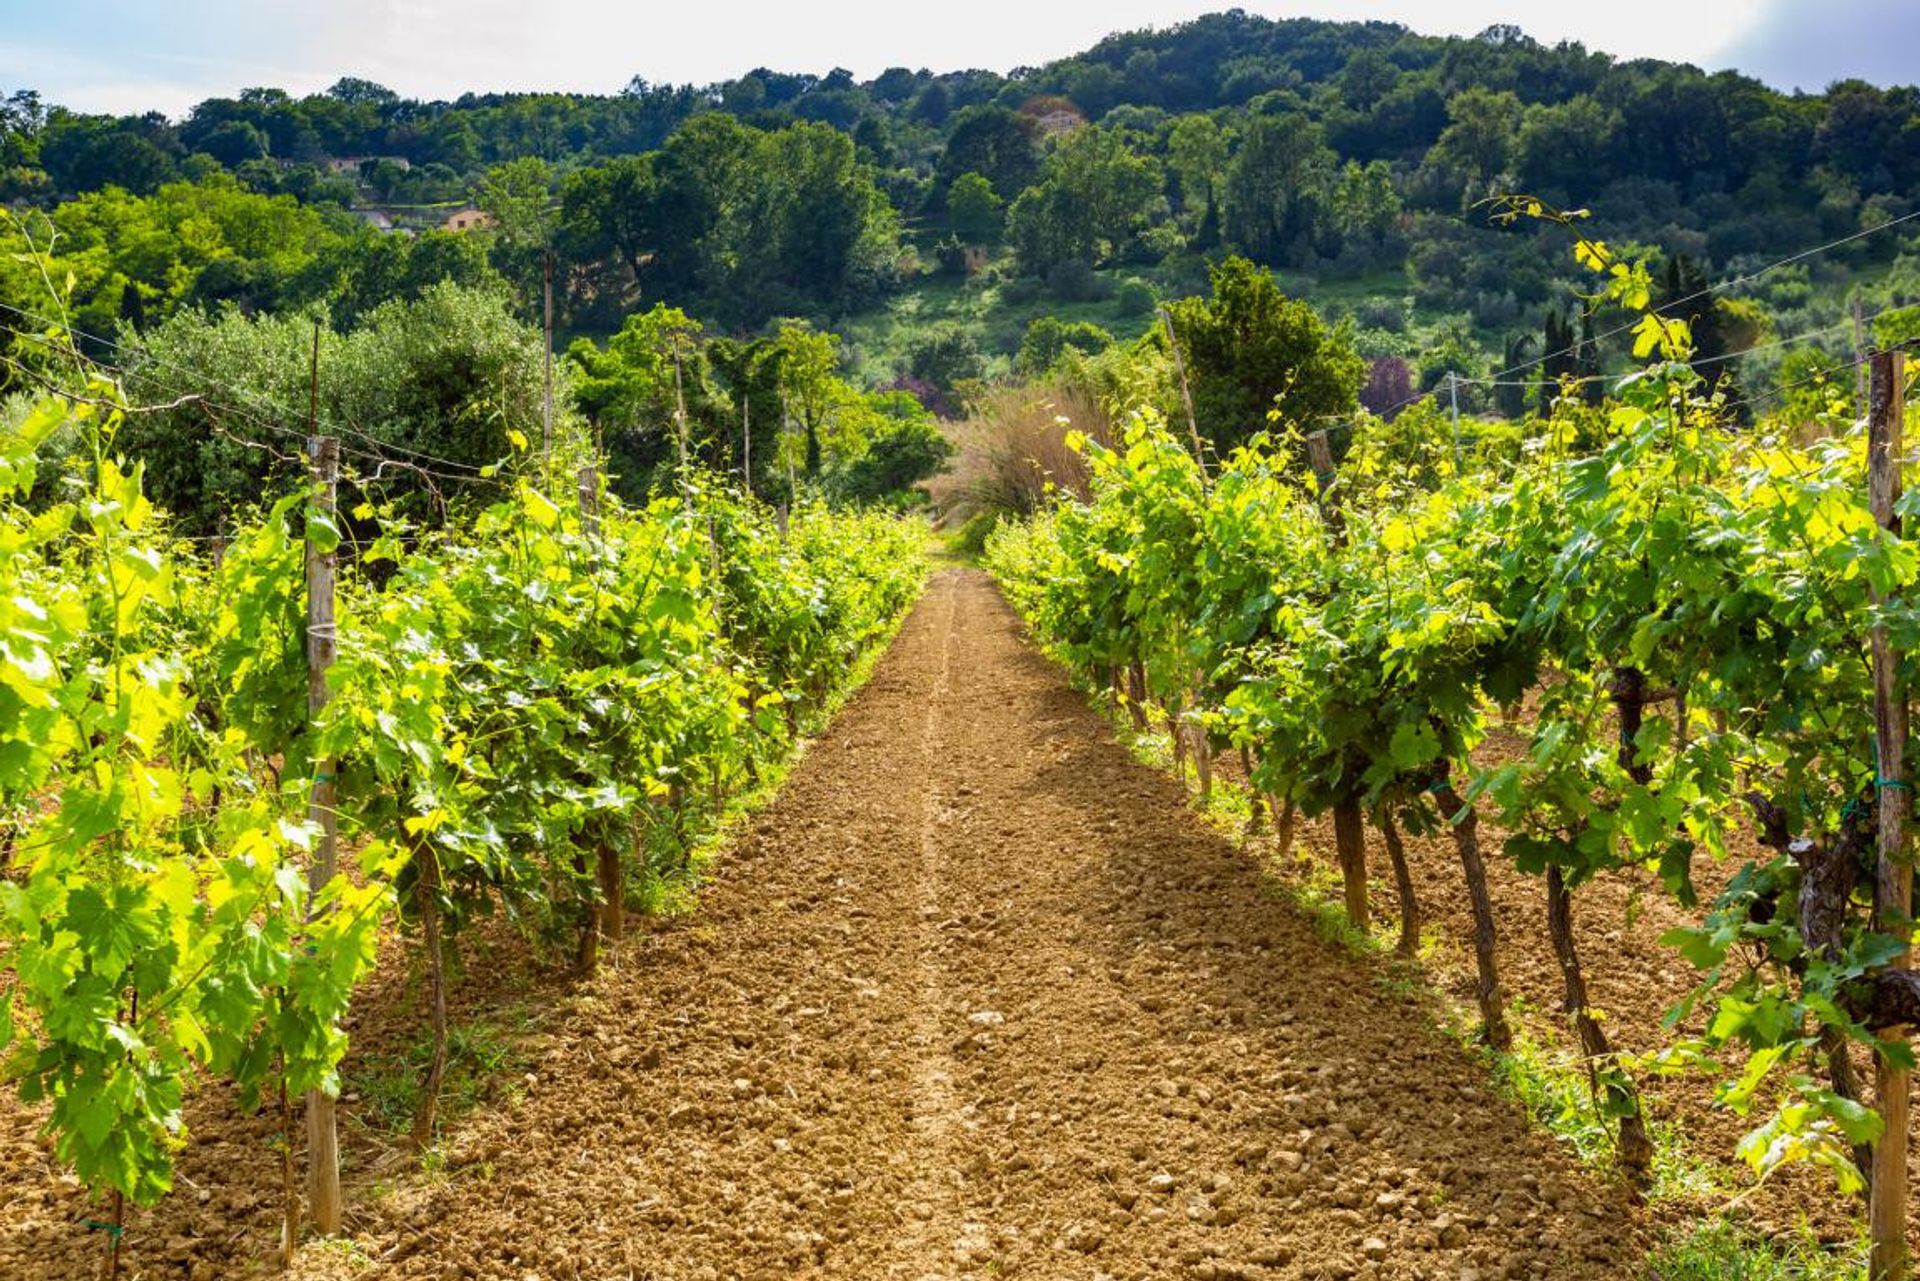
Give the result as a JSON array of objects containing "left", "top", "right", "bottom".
[
  {"left": 672, "top": 340, "right": 690, "bottom": 472},
  {"left": 1305, "top": 430, "right": 1336, "bottom": 499},
  {"left": 577, "top": 465, "right": 599, "bottom": 525},
  {"left": 578, "top": 463, "right": 625, "bottom": 950},
  {"left": 1869, "top": 347, "right": 1910, "bottom": 1281},
  {"left": 1191, "top": 709, "right": 1213, "bottom": 799},
  {"left": 742, "top": 395, "right": 752, "bottom": 497},
  {"left": 543, "top": 250, "right": 555, "bottom": 470},
  {"left": 1448, "top": 371, "right": 1461, "bottom": 468},
  {"left": 1305, "top": 429, "right": 1345, "bottom": 541},
  {"left": 303, "top": 433, "right": 342, "bottom": 1236},
  {"left": 1855, "top": 297, "right": 1871, "bottom": 419},
  {"left": 1159, "top": 306, "right": 1209, "bottom": 483},
  {"left": 781, "top": 396, "right": 798, "bottom": 503}
]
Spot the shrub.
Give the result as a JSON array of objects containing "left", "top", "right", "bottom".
[
  {"left": 1017, "top": 316, "right": 1113, "bottom": 378},
  {"left": 926, "top": 380, "right": 1112, "bottom": 527},
  {"left": 1114, "top": 276, "right": 1158, "bottom": 317}
]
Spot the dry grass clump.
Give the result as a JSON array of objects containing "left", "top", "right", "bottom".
[{"left": 927, "top": 382, "right": 1113, "bottom": 533}]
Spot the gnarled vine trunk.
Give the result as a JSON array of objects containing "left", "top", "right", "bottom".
[
  {"left": 1432, "top": 774, "right": 1511, "bottom": 1049},
  {"left": 1127, "top": 660, "right": 1148, "bottom": 730},
  {"left": 1331, "top": 800, "right": 1369, "bottom": 929},
  {"left": 1379, "top": 813, "right": 1419, "bottom": 958},
  {"left": 1545, "top": 863, "right": 1653, "bottom": 1183},
  {"left": 597, "top": 838, "right": 625, "bottom": 947},
  {"left": 1242, "top": 746, "right": 1264, "bottom": 834}
]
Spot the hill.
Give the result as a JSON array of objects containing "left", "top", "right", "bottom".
[{"left": 4, "top": 11, "right": 1920, "bottom": 417}]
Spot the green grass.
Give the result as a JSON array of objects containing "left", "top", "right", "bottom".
[
  {"left": 348, "top": 1011, "right": 529, "bottom": 1140},
  {"left": 838, "top": 256, "right": 1163, "bottom": 384},
  {"left": 1644, "top": 1221, "right": 1866, "bottom": 1280}
]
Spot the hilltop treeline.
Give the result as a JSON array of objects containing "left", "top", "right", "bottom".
[{"left": 5, "top": 12, "right": 1920, "bottom": 415}]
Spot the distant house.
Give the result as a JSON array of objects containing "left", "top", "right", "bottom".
[
  {"left": 357, "top": 209, "right": 395, "bottom": 232},
  {"left": 442, "top": 207, "right": 496, "bottom": 233}
]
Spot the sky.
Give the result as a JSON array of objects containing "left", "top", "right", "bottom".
[{"left": 1, "top": 0, "right": 1914, "bottom": 118}]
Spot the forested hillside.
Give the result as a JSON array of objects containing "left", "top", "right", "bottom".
[{"left": 5, "top": 9, "right": 1920, "bottom": 426}]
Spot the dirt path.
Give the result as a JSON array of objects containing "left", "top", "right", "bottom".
[
  {"left": 265, "top": 568, "right": 1637, "bottom": 1281},
  {"left": 0, "top": 568, "right": 1652, "bottom": 1280}
]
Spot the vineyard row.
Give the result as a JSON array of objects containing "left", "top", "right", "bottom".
[
  {"left": 0, "top": 380, "right": 927, "bottom": 1266},
  {"left": 985, "top": 222, "right": 1920, "bottom": 1276}
]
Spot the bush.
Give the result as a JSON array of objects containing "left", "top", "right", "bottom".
[
  {"left": 906, "top": 327, "right": 984, "bottom": 403},
  {"left": 1114, "top": 277, "right": 1158, "bottom": 317},
  {"left": 1017, "top": 316, "right": 1114, "bottom": 378},
  {"left": 1355, "top": 297, "right": 1407, "bottom": 332},
  {"left": 1044, "top": 260, "right": 1111, "bottom": 303},
  {"left": 824, "top": 411, "right": 954, "bottom": 507},
  {"left": 926, "top": 381, "right": 1113, "bottom": 526}
]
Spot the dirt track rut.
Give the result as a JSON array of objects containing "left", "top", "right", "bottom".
[{"left": 271, "top": 567, "right": 1637, "bottom": 1281}]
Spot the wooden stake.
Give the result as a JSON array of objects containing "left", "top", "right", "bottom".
[
  {"left": 1159, "top": 306, "right": 1209, "bottom": 483},
  {"left": 672, "top": 340, "right": 690, "bottom": 473},
  {"left": 577, "top": 463, "right": 625, "bottom": 950},
  {"left": 1190, "top": 706, "right": 1213, "bottom": 799},
  {"left": 279, "top": 1050, "right": 296, "bottom": 1270},
  {"left": 543, "top": 251, "right": 555, "bottom": 471},
  {"left": 1869, "top": 347, "right": 1910, "bottom": 1281},
  {"left": 742, "top": 394, "right": 752, "bottom": 497},
  {"left": 409, "top": 836, "right": 448, "bottom": 1151},
  {"left": 1242, "top": 746, "right": 1264, "bottom": 834},
  {"left": 781, "top": 395, "right": 797, "bottom": 504},
  {"left": 302, "top": 433, "right": 342, "bottom": 1237},
  {"left": 1856, "top": 297, "right": 1871, "bottom": 419},
  {"left": 1305, "top": 429, "right": 1336, "bottom": 499}
]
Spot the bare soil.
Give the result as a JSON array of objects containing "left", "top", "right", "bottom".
[{"left": 5, "top": 570, "right": 1661, "bottom": 1279}]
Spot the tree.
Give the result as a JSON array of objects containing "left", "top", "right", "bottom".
[
  {"left": 1330, "top": 159, "right": 1399, "bottom": 242},
  {"left": 1166, "top": 115, "right": 1227, "bottom": 215},
  {"left": 568, "top": 304, "right": 708, "bottom": 486},
  {"left": 1007, "top": 127, "right": 1160, "bottom": 275},
  {"left": 326, "top": 77, "right": 398, "bottom": 107},
  {"left": 1422, "top": 87, "right": 1520, "bottom": 207},
  {"left": 199, "top": 120, "right": 270, "bottom": 167},
  {"left": 822, "top": 393, "right": 953, "bottom": 505},
  {"left": 1495, "top": 334, "right": 1535, "bottom": 419},
  {"left": 905, "top": 327, "right": 983, "bottom": 412},
  {"left": 947, "top": 172, "right": 1004, "bottom": 244},
  {"left": 770, "top": 321, "right": 846, "bottom": 475},
  {"left": 559, "top": 155, "right": 660, "bottom": 302},
  {"left": 115, "top": 283, "right": 549, "bottom": 532},
  {"left": 935, "top": 106, "right": 1036, "bottom": 199},
  {"left": 1222, "top": 112, "right": 1332, "bottom": 266},
  {"left": 475, "top": 156, "right": 556, "bottom": 247},
  {"left": 1359, "top": 355, "right": 1413, "bottom": 419},
  {"left": 40, "top": 118, "right": 176, "bottom": 195},
  {"left": 1163, "top": 255, "right": 1364, "bottom": 451}
]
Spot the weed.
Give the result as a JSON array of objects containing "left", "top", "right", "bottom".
[
  {"left": 347, "top": 1013, "right": 527, "bottom": 1140},
  {"left": 1644, "top": 1220, "right": 1866, "bottom": 1280}
]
